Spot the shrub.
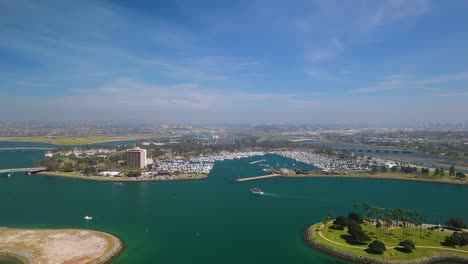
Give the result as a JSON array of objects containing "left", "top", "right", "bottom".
[
  {"left": 348, "top": 223, "right": 370, "bottom": 244},
  {"left": 368, "top": 240, "right": 386, "bottom": 254},
  {"left": 330, "top": 224, "right": 345, "bottom": 230},
  {"left": 334, "top": 216, "right": 348, "bottom": 227},
  {"left": 442, "top": 232, "right": 468, "bottom": 247},
  {"left": 399, "top": 239, "right": 416, "bottom": 252}
]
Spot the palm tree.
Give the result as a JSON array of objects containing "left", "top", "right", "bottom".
[{"left": 376, "top": 220, "right": 382, "bottom": 240}]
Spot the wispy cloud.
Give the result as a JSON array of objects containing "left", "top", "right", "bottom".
[
  {"left": 351, "top": 71, "right": 468, "bottom": 94},
  {"left": 296, "top": 0, "right": 430, "bottom": 64},
  {"left": 304, "top": 68, "right": 329, "bottom": 80},
  {"left": 305, "top": 38, "right": 343, "bottom": 63},
  {"left": 0, "top": 0, "right": 260, "bottom": 83}
]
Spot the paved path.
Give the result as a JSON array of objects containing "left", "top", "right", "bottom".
[{"left": 316, "top": 224, "right": 468, "bottom": 253}]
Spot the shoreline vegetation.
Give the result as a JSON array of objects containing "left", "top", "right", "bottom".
[
  {"left": 38, "top": 171, "right": 207, "bottom": 182},
  {"left": 0, "top": 136, "right": 146, "bottom": 145},
  {"left": 304, "top": 204, "right": 468, "bottom": 264},
  {"left": 0, "top": 228, "right": 123, "bottom": 264},
  {"left": 235, "top": 171, "right": 468, "bottom": 185}
]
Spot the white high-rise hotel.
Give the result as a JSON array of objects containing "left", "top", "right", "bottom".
[{"left": 126, "top": 147, "right": 147, "bottom": 169}]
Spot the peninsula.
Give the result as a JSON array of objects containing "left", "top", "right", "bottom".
[{"left": 0, "top": 228, "right": 123, "bottom": 264}]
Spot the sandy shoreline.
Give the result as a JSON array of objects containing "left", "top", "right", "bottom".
[
  {"left": 37, "top": 171, "right": 207, "bottom": 182},
  {"left": 0, "top": 228, "right": 123, "bottom": 264}
]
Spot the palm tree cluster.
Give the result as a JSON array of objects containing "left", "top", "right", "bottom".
[{"left": 360, "top": 203, "right": 428, "bottom": 243}]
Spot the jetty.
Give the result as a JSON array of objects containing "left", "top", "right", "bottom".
[
  {"left": 0, "top": 167, "right": 47, "bottom": 174},
  {"left": 235, "top": 174, "right": 280, "bottom": 182},
  {"left": 249, "top": 159, "right": 265, "bottom": 164},
  {"left": 0, "top": 147, "right": 55, "bottom": 150}
]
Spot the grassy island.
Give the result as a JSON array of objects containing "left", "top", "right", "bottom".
[
  {"left": 0, "top": 228, "right": 123, "bottom": 264},
  {"left": 305, "top": 204, "right": 468, "bottom": 263}
]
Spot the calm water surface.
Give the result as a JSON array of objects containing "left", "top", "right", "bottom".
[{"left": 0, "top": 142, "right": 467, "bottom": 264}]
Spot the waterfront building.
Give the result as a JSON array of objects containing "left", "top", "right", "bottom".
[{"left": 126, "top": 148, "right": 147, "bottom": 169}]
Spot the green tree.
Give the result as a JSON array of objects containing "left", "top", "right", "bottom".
[
  {"left": 348, "top": 212, "right": 363, "bottom": 224},
  {"left": 446, "top": 218, "right": 466, "bottom": 229},
  {"left": 348, "top": 221, "right": 370, "bottom": 244},
  {"left": 434, "top": 168, "right": 439, "bottom": 176},
  {"left": 456, "top": 172, "right": 465, "bottom": 180},
  {"left": 399, "top": 239, "right": 416, "bottom": 252},
  {"left": 449, "top": 165, "right": 455, "bottom": 176},
  {"left": 127, "top": 170, "right": 142, "bottom": 177},
  {"left": 83, "top": 166, "right": 96, "bottom": 175},
  {"left": 376, "top": 221, "right": 382, "bottom": 240},
  {"left": 442, "top": 232, "right": 468, "bottom": 247},
  {"left": 367, "top": 240, "right": 386, "bottom": 254},
  {"left": 39, "top": 158, "right": 60, "bottom": 171},
  {"left": 333, "top": 216, "right": 348, "bottom": 227}
]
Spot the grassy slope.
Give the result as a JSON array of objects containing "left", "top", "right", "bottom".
[{"left": 309, "top": 222, "right": 468, "bottom": 261}]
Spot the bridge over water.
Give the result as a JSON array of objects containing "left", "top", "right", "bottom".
[{"left": 0, "top": 167, "right": 47, "bottom": 174}]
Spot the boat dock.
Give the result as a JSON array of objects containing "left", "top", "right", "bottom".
[{"left": 235, "top": 174, "right": 280, "bottom": 182}]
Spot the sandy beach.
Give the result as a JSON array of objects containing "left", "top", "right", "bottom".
[{"left": 0, "top": 228, "right": 123, "bottom": 264}]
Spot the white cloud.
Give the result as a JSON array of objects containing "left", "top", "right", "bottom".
[{"left": 297, "top": 0, "right": 430, "bottom": 63}]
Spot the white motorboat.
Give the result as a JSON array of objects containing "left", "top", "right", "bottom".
[
  {"left": 84, "top": 216, "right": 93, "bottom": 220},
  {"left": 250, "top": 188, "right": 264, "bottom": 195}
]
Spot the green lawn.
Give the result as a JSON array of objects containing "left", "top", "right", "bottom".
[{"left": 308, "top": 222, "right": 468, "bottom": 261}]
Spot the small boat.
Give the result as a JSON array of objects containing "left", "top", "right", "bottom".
[
  {"left": 84, "top": 216, "right": 93, "bottom": 220},
  {"left": 7, "top": 173, "right": 11, "bottom": 177},
  {"left": 114, "top": 182, "right": 123, "bottom": 185},
  {"left": 250, "top": 188, "right": 264, "bottom": 195}
]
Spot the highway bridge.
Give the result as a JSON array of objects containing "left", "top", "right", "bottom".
[{"left": 0, "top": 167, "right": 47, "bottom": 174}]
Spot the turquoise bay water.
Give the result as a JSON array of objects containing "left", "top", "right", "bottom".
[{"left": 0, "top": 142, "right": 467, "bottom": 263}]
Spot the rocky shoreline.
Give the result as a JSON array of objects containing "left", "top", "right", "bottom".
[{"left": 304, "top": 225, "right": 468, "bottom": 264}]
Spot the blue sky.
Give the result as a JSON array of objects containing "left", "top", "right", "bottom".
[{"left": 1, "top": 0, "right": 468, "bottom": 124}]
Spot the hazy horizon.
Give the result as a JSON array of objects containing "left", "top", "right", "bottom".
[{"left": 1, "top": 0, "right": 468, "bottom": 124}]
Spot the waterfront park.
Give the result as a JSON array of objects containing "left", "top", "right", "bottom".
[{"left": 306, "top": 203, "right": 468, "bottom": 263}]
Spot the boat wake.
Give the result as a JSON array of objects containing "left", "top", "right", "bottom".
[{"left": 261, "top": 192, "right": 310, "bottom": 200}]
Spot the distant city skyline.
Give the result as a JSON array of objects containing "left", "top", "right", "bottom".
[{"left": 1, "top": 0, "right": 468, "bottom": 124}]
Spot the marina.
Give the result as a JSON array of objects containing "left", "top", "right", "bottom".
[{"left": 0, "top": 142, "right": 467, "bottom": 264}]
